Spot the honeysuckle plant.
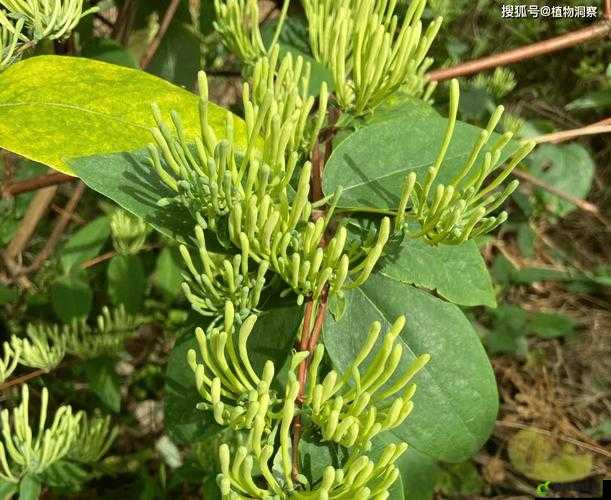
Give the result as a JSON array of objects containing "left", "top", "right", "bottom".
[{"left": 0, "top": 0, "right": 538, "bottom": 497}]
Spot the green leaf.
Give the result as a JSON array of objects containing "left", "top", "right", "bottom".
[
  {"left": 164, "top": 323, "right": 219, "bottom": 445},
  {"left": 322, "top": 110, "right": 518, "bottom": 210},
  {"left": 529, "top": 311, "right": 576, "bottom": 339},
  {"left": 60, "top": 216, "right": 110, "bottom": 273},
  {"left": 154, "top": 247, "right": 185, "bottom": 301},
  {"left": 84, "top": 356, "right": 122, "bottom": 413},
  {"left": 147, "top": 22, "right": 201, "bottom": 90},
  {"left": 398, "top": 447, "right": 439, "bottom": 500},
  {"left": 566, "top": 89, "right": 611, "bottom": 111},
  {"left": 164, "top": 302, "right": 301, "bottom": 444},
  {"left": 362, "top": 91, "right": 438, "bottom": 126},
  {"left": 485, "top": 305, "right": 529, "bottom": 356},
  {"left": 436, "top": 461, "right": 484, "bottom": 496},
  {"left": 69, "top": 148, "right": 195, "bottom": 242},
  {"left": 527, "top": 143, "right": 595, "bottom": 217},
  {"left": 380, "top": 239, "right": 496, "bottom": 307},
  {"left": 0, "top": 479, "right": 17, "bottom": 500},
  {"left": 0, "top": 56, "right": 248, "bottom": 174},
  {"left": 18, "top": 474, "right": 41, "bottom": 500},
  {"left": 81, "top": 38, "right": 138, "bottom": 68},
  {"left": 323, "top": 273, "right": 498, "bottom": 462},
  {"left": 298, "top": 431, "right": 347, "bottom": 487},
  {"left": 508, "top": 429, "right": 593, "bottom": 482},
  {"left": 0, "top": 284, "right": 18, "bottom": 306},
  {"left": 50, "top": 275, "right": 93, "bottom": 323},
  {"left": 107, "top": 254, "right": 146, "bottom": 314}
]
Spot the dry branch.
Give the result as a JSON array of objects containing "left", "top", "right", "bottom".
[
  {"left": 428, "top": 20, "right": 611, "bottom": 81},
  {"left": 3, "top": 172, "right": 74, "bottom": 197}
]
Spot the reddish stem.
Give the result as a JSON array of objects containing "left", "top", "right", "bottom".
[
  {"left": 3, "top": 172, "right": 74, "bottom": 197},
  {"left": 428, "top": 21, "right": 611, "bottom": 81}
]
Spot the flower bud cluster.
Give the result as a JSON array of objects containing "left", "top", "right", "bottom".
[
  {"left": 110, "top": 210, "right": 148, "bottom": 255},
  {"left": 302, "top": 0, "right": 440, "bottom": 115},
  {"left": 395, "top": 79, "right": 536, "bottom": 244},
  {"left": 180, "top": 223, "right": 268, "bottom": 317},
  {"left": 304, "top": 317, "right": 430, "bottom": 449},
  {"left": 188, "top": 307, "right": 427, "bottom": 498},
  {"left": 0, "top": 0, "right": 96, "bottom": 41},
  {"left": 187, "top": 303, "right": 280, "bottom": 431},
  {"left": 150, "top": 52, "right": 388, "bottom": 304},
  {"left": 0, "top": 385, "right": 116, "bottom": 483},
  {"left": 2, "top": 306, "right": 138, "bottom": 377},
  {"left": 213, "top": 0, "right": 289, "bottom": 65}
]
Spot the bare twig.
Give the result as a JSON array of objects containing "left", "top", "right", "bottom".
[
  {"left": 113, "top": 0, "right": 137, "bottom": 45},
  {"left": 513, "top": 169, "right": 611, "bottom": 231},
  {"left": 0, "top": 369, "right": 46, "bottom": 393},
  {"left": 427, "top": 21, "right": 611, "bottom": 81},
  {"left": 140, "top": 0, "right": 182, "bottom": 69},
  {"left": 94, "top": 12, "right": 115, "bottom": 29},
  {"left": 80, "top": 244, "right": 161, "bottom": 270},
  {"left": 606, "top": 0, "right": 611, "bottom": 19},
  {"left": 2, "top": 172, "right": 74, "bottom": 197},
  {"left": 81, "top": 250, "right": 117, "bottom": 270},
  {"left": 23, "top": 182, "right": 86, "bottom": 274},
  {"left": 534, "top": 124, "right": 611, "bottom": 144},
  {"left": 4, "top": 185, "right": 58, "bottom": 262}
]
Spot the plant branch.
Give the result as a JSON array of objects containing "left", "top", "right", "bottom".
[
  {"left": 290, "top": 112, "right": 338, "bottom": 480},
  {"left": 22, "top": 182, "right": 86, "bottom": 274},
  {"left": 3, "top": 185, "right": 58, "bottom": 262},
  {"left": 427, "top": 20, "right": 611, "bottom": 81},
  {"left": 533, "top": 123, "right": 611, "bottom": 144},
  {"left": 606, "top": 0, "right": 611, "bottom": 19},
  {"left": 513, "top": 169, "right": 611, "bottom": 230},
  {"left": 0, "top": 368, "right": 46, "bottom": 392},
  {"left": 140, "top": 0, "right": 181, "bottom": 69},
  {"left": 2, "top": 172, "right": 75, "bottom": 197}
]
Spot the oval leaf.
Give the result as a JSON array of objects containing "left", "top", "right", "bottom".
[
  {"left": 508, "top": 429, "right": 593, "bottom": 482},
  {"left": 380, "top": 239, "right": 496, "bottom": 308},
  {"left": 322, "top": 110, "right": 518, "bottom": 210},
  {"left": 0, "top": 56, "right": 247, "bottom": 174},
  {"left": 323, "top": 273, "right": 498, "bottom": 462}
]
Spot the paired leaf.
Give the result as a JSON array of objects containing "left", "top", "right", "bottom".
[
  {"left": 323, "top": 273, "right": 498, "bottom": 462},
  {"left": 0, "top": 56, "right": 247, "bottom": 174}
]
